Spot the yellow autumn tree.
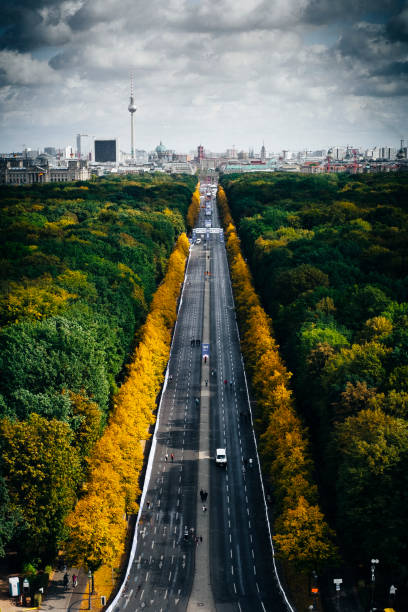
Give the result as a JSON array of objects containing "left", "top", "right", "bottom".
[
  {"left": 216, "top": 185, "right": 338, "bottom": 571},
  {"left": 186, "top": 184, "right": 201, "bottom": 231},
  {"left": 274, "top": 496, "right": 338, "bottom": 571},
  {"left": 66, "top": 232, "right": 190, "bottom": 569}
]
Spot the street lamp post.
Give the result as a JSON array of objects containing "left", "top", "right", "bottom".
[
  {"left": 88, "top": 570, "right": 92, "bottom": 610},
  {"left": 370, "top": 558, "right": 379, "bottom": 611}
]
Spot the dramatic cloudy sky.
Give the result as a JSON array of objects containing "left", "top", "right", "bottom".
[{"left": 0, "top": 0, "right": 407, "bottom": 154}]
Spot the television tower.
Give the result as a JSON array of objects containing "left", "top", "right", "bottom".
[{"left": 128, "top": 74, "right": 137, "bottom": 160}]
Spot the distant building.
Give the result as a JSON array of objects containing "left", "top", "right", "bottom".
[
  {"left": 0, "top": 157, "right": 90, "bottom": 185},
  {"left": 44, "top": 147, "right": 57, "bottom": 156},
  {"left": 94, "top": 139, "right": 118, "bottom": 163},
  {"left": 197, "top": 145, "right": 205, "bottom": 160},
  {"left": 149, "top": 142, "right": 175, "bottom": 163},
  {"left": 226, "top": 148, "right": 238, "bottom": 159},
  {"left": 76, "top": 134, "right": 91, "bottom": 160}
]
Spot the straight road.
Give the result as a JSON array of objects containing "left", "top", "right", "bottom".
[
  {"left": 109, "top": 179, "right": 291, "bottom": 612},
  {"left": 111, "top": 209, "right": 206, "bottom": 612},
  {"left": 208, "top": 188, "right": 289, "bottom": 611}
]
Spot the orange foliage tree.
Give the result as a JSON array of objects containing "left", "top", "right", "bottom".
[
  {"left": 217, "top": 186, "right": 337, "bottom": 571},
  {"left": 66, "top": 233, "right": 190, "bottom": 570},
  {"left": 186, "top": 183, "right": 201, "bottom": 231}
]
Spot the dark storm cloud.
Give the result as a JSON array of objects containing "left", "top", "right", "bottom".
[
  {"left": 333, "top": 15, "right": 408, "bottom": 99},
  {"left": 386, "top": 3, "right": 408, "bottom": 42},
  {"left": 302, "top": 0, "right": 400, "bottom": 25},
  {"left": 0, "top": 0, "right": 71, "bottom": 51}
]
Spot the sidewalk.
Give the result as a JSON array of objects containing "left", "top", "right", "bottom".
[
  {"left": 40, "top": 569, "right": 87, "bottom": 612},
  {"left": 0, "top": 568, "right": 87, "bottom": 612}
]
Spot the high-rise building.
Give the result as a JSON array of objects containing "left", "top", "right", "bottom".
[
  {"left": 197, "top": 145, "right": 204, "bottom": 160},
  {"left": 76, "top": 134, "right": 91, "bottom": 159},
  {"left": 94, "top": 139, "right": 118, "bottom": 163}
]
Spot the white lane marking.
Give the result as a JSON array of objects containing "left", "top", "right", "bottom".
[
  {"left": 231, "top": 565, "right": 234, "bottom": 575},
  {"left": 145, "top": 571, "right": 149, "bottom": 582}
]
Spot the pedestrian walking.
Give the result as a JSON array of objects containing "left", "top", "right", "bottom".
[
  {"left": 200, "top": 489, "right": 204, "bottom": 502},
  {"left": 165, "top": 453, "right": 168, "bottom": 462},
  {"left": 205, "top": 378, "right": 208, "bottom": 386},
  {"left": 203, "top": 491, "right": 208, "bottom": 501},
  {"left": 200, "top": 536, "right": 203, "bottom": 543},
  {"left": 224, "top": 379, "right": 227, "bottom": 386},
  {"left": 72, "top": 574, "right": 77, "bottom": 588},
  {"left": 202, "top": 505, "right": 207, "bottom": 512},
  {"left": 146, "top": 500, "right": 151, "bottom": 509},
  {"left": 170, "top": 453, "right": 174, "bottom": 462},
  {"left": 63, "top": 573, "right": 69, "bottom": 591}
]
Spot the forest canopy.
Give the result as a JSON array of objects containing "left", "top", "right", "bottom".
[
  {"left": 0, "top": 173, "right": 195, "bottom": 562},
  {"left": 220, "top": 171, "right": 408, "bottom": 584}
]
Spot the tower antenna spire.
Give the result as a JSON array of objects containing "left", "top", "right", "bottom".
[{"left": 128, "top": 73, "right": 137, "bottom": 161}]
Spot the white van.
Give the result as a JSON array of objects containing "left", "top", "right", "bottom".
[{"left": 216, "top": 448, "right": 227, "bottom": 466}]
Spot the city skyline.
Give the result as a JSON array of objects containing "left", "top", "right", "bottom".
[{"left": 0, "top": 0, "right": 407, "bottom": 153}]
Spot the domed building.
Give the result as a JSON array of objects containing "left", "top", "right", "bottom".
[
  {"left": 149, "top": 141, "right": 175, "bottom": 164},
  {"left": 155, "top": 141, "right": 167, "bottom": 158}
]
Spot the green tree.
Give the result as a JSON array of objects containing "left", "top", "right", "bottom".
[
  {"left": 0, "top": 475, "right": 20, "bottom": 557},
  {"left": 335, "top": 409, "right": 408, "bottom": 565},
  {"left": 0, "top": 414, "right": 81, "bottom": 561},
  {"left": 276, "top": 264, "right": 329, "bottom": 305}
]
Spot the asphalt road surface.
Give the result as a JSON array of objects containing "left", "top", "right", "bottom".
[{"left": 110, "top": 180, "right": 291, "bottom": 612}]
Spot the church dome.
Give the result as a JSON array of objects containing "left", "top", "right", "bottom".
[{"left": 155, "top": 141, "right": 166, "bottom": 153}]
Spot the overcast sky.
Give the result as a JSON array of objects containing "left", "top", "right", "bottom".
[{"left": 0, "top": 0, "right": 407, "bottom": 154}]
